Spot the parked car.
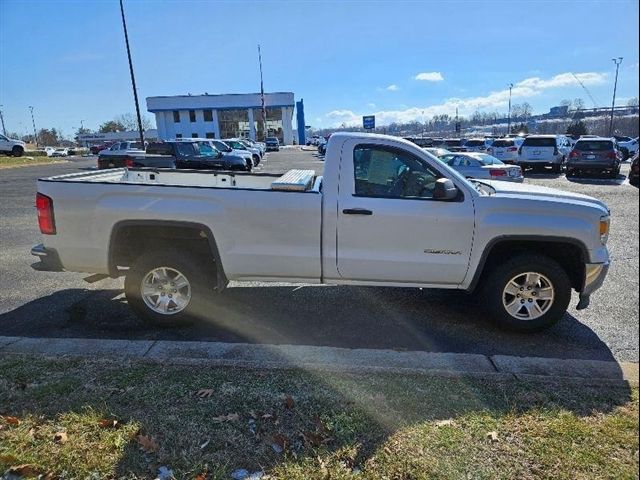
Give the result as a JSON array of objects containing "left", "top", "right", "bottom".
[
  {"left": 464, "top": 139, "right": 489, "bottom": 152},
  {"left": 43, "top": 147, "right": 56, "bottom": 157},
  {"left": 90, "top": 143, "right": 113, "bottom": 155},
  {"left": 98, "top": 141, "right": 146, "bottom": 166},
  {"left": 50, "top": 148, "right": 68, "bottom": 157},
  {"left": 518, "top": 135, "right": 572, "bottom": 173},
  {"left": 149, "top": 141, "right": 249, "bottom": 171},
  {"left": 192, "top": 140, "right": 252, "bottom": 171},
  {"left": 566, "top": 138, "right": 622, "bottom": 178},
  {"left": 0, "top": 133, "right": 25, "bottom": 157},
  {"left": 438, "top": 152, "right": 523, "bottom": 182},
  {"left": 265, "top": 137, "right": 280, "bottom": 151},
  {"left": 616, "top": 137, "right": 639, "bottom": 159},
  {"left": 488, "top": 138, "right": 520, "bottom": 164},
  {"left": 423, "top": 147, "right": 453, "bottom": 158},
  {"left": 32, "top": 132, "right": 610, "bottom": 332},
  {"left": 442, "top": 138, "right": 467, "bottom": 152},
  {"left": 207, "top": 139, "right": 255, "bottom": 167},
  {"left": 629, "top": 153, "right": 639, "bottom": 186},
  {"left": 223, "top": 139, "right": 262, "bottom": 166}
]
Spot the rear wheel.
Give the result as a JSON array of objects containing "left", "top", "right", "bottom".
[
  {"left": 12, "top": 146, "right": 24, "bottom": 157},
  {"left": 252, "top": 154, "right": 260, "bottom": 166},
  {"left": 125, "top": 249, "right": 213, "bottom": 327},
  {"left": 482, "top": 254, "right": 571, "bottom": 332}
]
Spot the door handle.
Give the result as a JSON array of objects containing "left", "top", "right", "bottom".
[{"left": 343, "top": 208, "right": 373, "bottom": 215}]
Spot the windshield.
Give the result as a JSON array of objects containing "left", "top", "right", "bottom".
[
  {"left": 212, "top": 140, "right": 232, "bottom": 152},
  {"left": 523, "top": 137, "right": 556, "bottom": 147},
  {"left": 227, "top": 141, "right": 246, "bottom": 150},
  {"left": 492, "top": 140, "right": 515, "bottom": 147},
  {"left": 197, "top": 142, "right": 221, "bottom": 156},
  {"left": 575, "top": 141, "right": 614, "bottom": 151},
  {"left": 473, "top": 154, "right": 504, "bottom": 165}
]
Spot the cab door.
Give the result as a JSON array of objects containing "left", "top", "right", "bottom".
[{"left": 335, "top": 139, "right": 475, "bottom": 285}]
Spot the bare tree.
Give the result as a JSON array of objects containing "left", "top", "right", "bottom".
[
  {"left": 627, "top": 97, "right": 639, "bottom": 107},
  {"left": 113, "top": 113, "right": 154, "bottom": 131}
]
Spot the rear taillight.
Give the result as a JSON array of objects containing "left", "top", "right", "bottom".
[
  {"left": 569, "top": 150, "right": 579, "bottom": 158},
  {"left": 507, "top": 147, "right": 518, "bottom": 152},
  {"left": 36, "top": 193, "right": 56, "bottom": 235},
  {"left": 124, "top": 156, "right": 135, "bottom": 168},
  {"left": 606, "top": 151, "right": 616, "bottom": 159},
  {"left": 489, "top": 169, "right": 507, "bottom": 177}
]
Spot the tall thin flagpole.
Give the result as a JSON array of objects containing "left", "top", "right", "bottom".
[
  {"left": 258, "top": 44, "right": 266, "bottom": 141},
  {"left": 120, "top": 0, "right": 145, "bottom": 146}
]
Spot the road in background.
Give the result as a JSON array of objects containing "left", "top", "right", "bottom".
[{"left": 0, "top": 150, "right": 637, "bottom": 362}]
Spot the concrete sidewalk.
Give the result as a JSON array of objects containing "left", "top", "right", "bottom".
[{"left": 0, "top": 335, "right": 637, "bottom": 386}]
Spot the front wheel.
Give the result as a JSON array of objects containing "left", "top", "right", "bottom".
[
  {"left": 125, "top": 249, "right": 213, "bottom": 327},
  {"left": 12, "top": 146, "right": 24, "bottom": 157},
  {"left": 482, "top": 254, "right": 571, "bottom": 332}
]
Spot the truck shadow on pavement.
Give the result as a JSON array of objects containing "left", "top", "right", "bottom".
[{"left": 0, "top": 284, "right": 622, "bottom": 362}]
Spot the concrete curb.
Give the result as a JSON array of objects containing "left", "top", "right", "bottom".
[{"left": 0, "top": 336, "right": 637, "bottom": 387}]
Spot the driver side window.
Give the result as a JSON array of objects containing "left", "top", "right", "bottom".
[{"left": 353, "top": 145, "right": 440, "bottom": 199}]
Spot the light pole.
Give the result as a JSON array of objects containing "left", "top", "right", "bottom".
[
  {"left": 421, "top": 110, "right": 425, "bottom": 137},
  {"left": 119, "top": 0, "right": 145, "bottom": 147},
  {"left": 29, "top": 106, "right": 38, "bottom": 147},
  {"left": 507, "top": 83, "right": 513, "bottom": 135},
  {"left": 609, "top": 57, "right": 623, "bottom": 136},
  {"left": 0, "top": 105, "right": 6, "bottom": 136}
]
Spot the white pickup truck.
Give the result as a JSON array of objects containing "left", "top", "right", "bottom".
[{"left": 32, "top": 133, "right": 611, "bottom": 332}]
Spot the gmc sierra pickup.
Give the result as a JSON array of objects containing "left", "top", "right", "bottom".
[{"left": 32, "top": 133, "right": 611, "bottom": 331}]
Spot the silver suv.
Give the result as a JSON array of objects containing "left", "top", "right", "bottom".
[{"left": 518, "top": 135, "right": 572, "bottom": 173}]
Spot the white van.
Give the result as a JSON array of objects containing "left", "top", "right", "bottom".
[{"left": 518, "top": 135, "right": 572, "bottom": 173}]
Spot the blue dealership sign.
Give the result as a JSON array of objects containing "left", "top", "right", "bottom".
[{"left": 363, "top": 115, "right": 375, "bottom": 129}]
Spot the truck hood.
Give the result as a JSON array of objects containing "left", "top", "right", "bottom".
[{"left": 479, "top": 180, "right": 609, "bottom": 213}]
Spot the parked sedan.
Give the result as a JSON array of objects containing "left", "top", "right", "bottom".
[
  {"left": 265, "top": 136, "right": 280, "bottom": 151},
  {"left": 439, "top": 152, "right": 524, "bottom": 182},
  {"left": 423, "top": 147, "right": 453, "bottom": 158},
  {"left": 50, "top": 148, "right": 68, "bottom": 157},
  {"left": 566, "top": 138, "right": 621, "bottom": 178}
]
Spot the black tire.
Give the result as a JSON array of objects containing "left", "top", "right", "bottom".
[
  {"left": 124, "top": 248, "right": 214, "bottom": 327},
  {"left": 12, "top": 146, "right": 24, "bottom": 157},
  {"left": 481, "top": 254, "right": 571, "bottom": 332},
  {"left": 252, "top": 154, "right": 260, "bottom": 166},
  {"left": 245, "top": 159, "right": 253, "bottom": 171}
]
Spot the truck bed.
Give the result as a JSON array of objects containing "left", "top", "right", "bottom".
[{"left": 43, "top": 168, "right": 322, "bottom": 192}]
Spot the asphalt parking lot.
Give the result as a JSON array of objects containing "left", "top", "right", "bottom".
[{"left": 0, "top": 149, "right": 638, "bottom": 362}]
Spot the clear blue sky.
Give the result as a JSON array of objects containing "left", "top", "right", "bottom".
[{"left": 1, "top": 0, "right": 638, "bottom": 136}]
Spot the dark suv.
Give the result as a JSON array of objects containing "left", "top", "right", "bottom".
[
  {"left": 265, "top": 136, "right": 280, "bottom": 151},
  {"left": 629, "top": 153, "right": 639, "bottom": 186},
  {"left": 566, "top": 138, "right": 622, "bottom": 178}
]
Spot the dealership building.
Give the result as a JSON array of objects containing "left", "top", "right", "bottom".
[{"left": 146, "top": 92, "right": 299, "bottom": 145}]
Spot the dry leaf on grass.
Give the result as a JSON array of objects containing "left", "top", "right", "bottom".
[
  {"left": 212, "top": 413, "right": 239, "bottom": 423},
  {"left": 283, "top": 395, "right": 295, "bottom": 409},
  {"left": 53, "top": 431, "right": 68, "bottom": 444},
  {"left": 136, "top": 434, "right": 159, "bottom": 453},
  {"left": 271, "top": 433, "right": 288, "bottom": 453},
  {"left": 486, "top": 431, "right": 499, "bottom": 442},
  {"left": 98, "top": 419, "right": 119, "bottom": 429},
  {"left": 0, "top": 454, "right": 19, "bottom": 465},
  {"left": 1, "top": 415, "right": 20, "bottom": 425},
  {"left": 195, "top": 389, "right": 215, "bottom": 398},
  {"left": 301, "top": 431, "right": 332, "bottom": 447}
]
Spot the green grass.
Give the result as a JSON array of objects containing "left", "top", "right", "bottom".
[
  {"left": 0, "top": 355, "right": 637, "bottom": 479},
  {"left": 0, "top": 156, "right": 61, "bottom": 168}
]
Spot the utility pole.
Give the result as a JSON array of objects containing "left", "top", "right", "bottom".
[
  {"left": 258, "top": 44, "right": 266, "bottom": 142},
  {"left": 507, "top": 83, "right": 513, "bottom": 135},
  {"left": 29, "top": 106, "right": 38, "bottom": 147},
  {"left": 119, "top": 0, "right": 144, "bottom": 146},
  {"left": 0, "top": 105, "right": 6, "bottom": 136},
  {"left": 609, "top": 57, "right": 623, "bottom": 136},
  {"left": 421, "top": 110, "right": 425, "bottom": 137}
]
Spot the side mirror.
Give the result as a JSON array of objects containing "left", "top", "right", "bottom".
[{"left": 433, "top": 178, "right": 459, "bottom": 201}]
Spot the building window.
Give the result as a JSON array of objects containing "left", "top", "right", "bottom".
[
  {"left": 192, "top": 133, "right": 198, "bottom": 138},
  {"left": 173, "top": 111, "right": 180, "bottom": 123},
  {"left": 176, "top": 133, "right": 183, "bottom": 139},
  {"left": 189, "top": 110, "right": 196, "bottom": 122},
  {"left": 253, "top": 107, "right": 284, "bottom": 143},
  {"left": 203, "top": 109, "right": 213, "bottom": 122},
  {"left": 205, "top": 132, "right": 215, "bottom": 139},
  {"left": 218, "top": 109, "right": 250, "bottom": 139}
]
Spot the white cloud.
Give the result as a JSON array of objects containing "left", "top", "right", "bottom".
[
  {"left": 415, "top": 72, "right": 444, "bottom": 82},
  {"left": 323, "top": 71, "right": 608, "bottom": 127},
  {"left": 386, "top": 84, "right": 399, "bottom": 91}
]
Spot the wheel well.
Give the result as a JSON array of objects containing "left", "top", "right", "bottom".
[
  {"left": 109, "top": 223, "right": 225, "bottom": 286},
  {"left": 474, "top": 240, "right": 585, "bottom": 292}
]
